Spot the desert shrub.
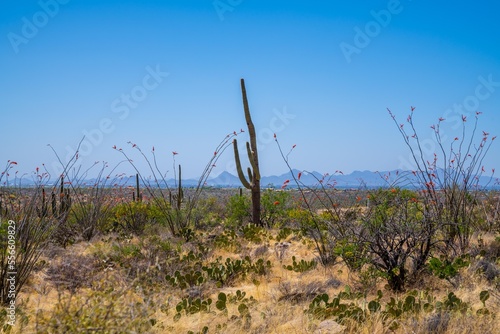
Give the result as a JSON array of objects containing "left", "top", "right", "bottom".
[
  {"left": 260, "top": 188, "right": 291, "bottom": 227},
  {"left": 287, "top": 208, "right": 314, "bottom": 229},
  {"left": 333, "top": 238, "right": 368, "bottom": 273},
  {"left": 35, "top": 277, "right": 155, "bottom": 333},
  {"left": 190, "top": 195, "right": 224, "bottom": 228},
  {"left": 49, "top": 161, "right": 120, "bottom": 244},
  {"left": 358, "top": 188, "right": 434, "bottom": 291},
  {"left": 94, "top": 239, "right": 176, "bottom": 289},
  {"left": 46, "top": 254, "right": 101, "bottom": 292},
  {"left": 0, "top": 299, "right": 29, "bottom": 332},
  {"left": 78, "top": 202, "right": 112, "bottom": 241},
  {"left": 112, "top": 201, "right": 162, "bottom": 235},
  {"left": 0, "top": 189, "right": 65, "bottom": 305},
  {"left": 60, "top": 202, "right": 112, "bottom": 244},
  {"left": 470, "top": 258, "right": 500, "bottom": 283},
  {"left": 479, "top": 191, "right": 500, "bottom": 232},
  {"left": 226, "top": 194, "right": 251, "bottom": 225},
  {"left": 115, "top": 134, "right": 236, "bottom": 238},
  {"left": 388, "top": 108, "right": 496, "bottom": 255}
]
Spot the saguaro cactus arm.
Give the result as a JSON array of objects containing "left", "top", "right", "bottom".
[{"left": 233, "top": 139, "right": 252, "bottom": 189}]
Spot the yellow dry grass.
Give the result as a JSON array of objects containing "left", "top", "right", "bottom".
[{"left": 5, "top": 230, "right": 500, "bottom": 334}]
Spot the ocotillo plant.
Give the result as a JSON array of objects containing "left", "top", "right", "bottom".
[{"left": 233, "top": 78, "right": 261, "bottom": 226}]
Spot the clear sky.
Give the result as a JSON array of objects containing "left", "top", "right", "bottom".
[{"left": 1, "top": 0, "right": 500, "bottom": 181}]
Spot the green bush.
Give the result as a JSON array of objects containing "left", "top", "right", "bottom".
[
  {"left": 112, "top": 201, "right": 162, "bottom": 235},
  {"left": 359, "top": 188, "right": 432, "bottom": 291},
  {"left": 190, "top": 196, "right": 224, "bottom": 228},
  {"left": 261, "top": 189, "right": 291, "bottom": 227},
  {"left": 334, "top": 239, "right": 368, "bottom": 272},
  {"left": 226, "top": 194, "right": 251, "bottom": 225}
]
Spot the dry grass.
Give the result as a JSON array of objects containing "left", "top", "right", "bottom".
[{"left": 4, "top": 228, "right": 499, "bottom": 334}]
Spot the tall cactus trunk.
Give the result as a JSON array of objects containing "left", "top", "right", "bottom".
[
  {"left": 177, "top": 164, "right": 183, "bottom": 211},
  {"left": 135, "top": 173, "right": 142, "bottom": 202},
  {"left": 251, "top": 178, "right": 261, "bottom": 225},
  {"left": 233, "top": 78, "right": 261, "bottom": 226}
]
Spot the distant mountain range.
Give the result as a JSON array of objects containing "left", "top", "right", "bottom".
[
  {"left": 5, "top": 169, "right": 499, "bottom": 189},
  {"left": 206, "top": 169, "right": 499, "bottom": 189}
]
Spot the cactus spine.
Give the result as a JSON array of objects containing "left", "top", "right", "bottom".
[{"left": 233, "top": 78, "right": 261, "bottom": 226}]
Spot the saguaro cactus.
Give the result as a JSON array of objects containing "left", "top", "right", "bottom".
[
  {"left": 37, "top": 188, "right": 48, "bottom": 218},
  {"left": 51, "top": 175, "right": 71, "bottom": 218},
  {"left": 133, "top": 173, "right": 142, "bottom": 202},
  {"left": 169, "top": 164, "right": 184, "bottom": 211},
  {"left": 233, "top": 78, "right": 261, "bottom": 226},
  {"left": 176, "top": 164, "right": 183, "bottom": 211}
]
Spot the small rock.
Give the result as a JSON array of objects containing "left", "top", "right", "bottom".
[{"left": 314, "top": 319, "right": 345, "bottom": 334}]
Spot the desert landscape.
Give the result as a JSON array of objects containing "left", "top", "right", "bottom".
[{"left": 2, "top": 1, "right": 500, "bottom": 333}]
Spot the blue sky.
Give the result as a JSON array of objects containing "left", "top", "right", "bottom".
[{"left": 1, "top": 0, "right": 500, "bottom": 181}]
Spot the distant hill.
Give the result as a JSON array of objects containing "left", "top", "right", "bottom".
[
  {"left": 4, "top": 169, "right": 499, "bottom": 189},
  {"left": 205, "top": 171, "right": 241, "bottom": 187}
]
